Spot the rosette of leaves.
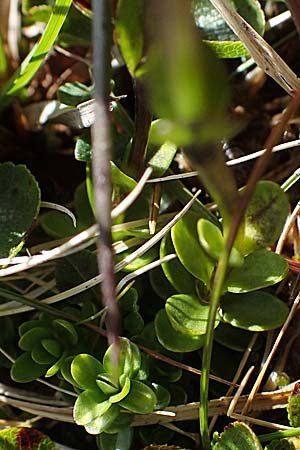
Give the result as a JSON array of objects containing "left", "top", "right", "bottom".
[
  {"left": 72, "top": 338, "right": 157, "bottom": 435},
  {"left": 155, "top": 181, "right": 290, "bottom": 351},
  {"left": 11, "top": 317, "right": 80, "bottom": 383}
]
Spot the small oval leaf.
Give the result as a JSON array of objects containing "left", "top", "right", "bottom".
[
  {"left": 235, "top": 181, "right": 289, "bottom": 255},
  {"left": 225, "top": 249, "right": 289, "bottom": 293},
  {"left": 155, "top": 309, "right": 205, "bottom": 352},
  {"left": 71, "top": 354, "right": 104, "bottom": 389},
  {"left": 197, "top": 218, "right": 243, "bottom": 267},
  {"left": 0, "top": 163, "right": 40, "bottom": 258},
  {"left": 119, "top": 380, "right": 156, "bottom": 414},
  {"left": 160, "top": 233, "right": 196, "bottom": 295},
  {"left": 171, "top": 212, "right": 214, "bottom": 285},
  {"left": 73, "top": 390, "right": 110, "bottom": 426},
  {"left": 11, "top": 352, "right": 49, "bottom": 383},
  {"left": 220, "top": 291, "right": 289, "bottom": 331},
  {"left": 166, "top": 294, "right": 219, "bottom": 336}
]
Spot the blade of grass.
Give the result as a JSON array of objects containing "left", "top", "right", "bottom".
[{"left": 0, "top": 0, "right": 72, "bottom": 104}]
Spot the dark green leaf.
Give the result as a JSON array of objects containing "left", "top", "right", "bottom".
[
  {"left": 53, "top": 319, "right": 78, "bottom": 346},
  {"left": 193, "top": 0, "right": 265, "bottom": 58},
  {"left": 171, "top": 212, "right": 214, "bottom": 285},
  {"left": 75, "top": 129, "right": 92, "bottom": 161},
  {"left": 166, "top": 294, "right": 219, "bottom": 336},
  {"left": 160, "top": 233, "right": 196, "bottom": 295},
  {"left": 155, "top": 309, "right": 205, "bottom": 352},
  {"left": 19, "top": 327, "right": 52, "bottom": 351},
  {"left": 0, "top": 163, "right": 40, "bottom": 257},
  {"left": 31, "top": 343, "right": 57, "bottom": 365},
  {"left": 213, "top": 421, "right": 263, "bottom": 450},
  {"left": 225, "top": 250, "right": 289, "bottom": 293},
  {"left": 220, "top": 291, "right": 289, "bottom": 331},
  {"left": 98, "top": 427, "right": 133, "bottom": 450},
  {"left": 197, "top": 218, "right": 243, "bottom": 267},
  {"left": 58, "top": 81, "right": 92, "bottom": 106},
  {"left": 235, "top": 181, "right": 289, "bottom": 255},
  {"left": 214, "top": 322, "right": 254, "bottom": 352},
  {"left": 119, "top": 379, "right": 156, "bottom": 414},
  {"left": 11, "top": 352, "right": 49, "bottom": 383}
]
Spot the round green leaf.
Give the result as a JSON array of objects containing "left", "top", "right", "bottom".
[
  {"left": 220, "top": 291, "right": 289, "bottom": 331},
  {"left": 53, "top": 319, "right": 78, "bottom": 347},
  {"left": 235, "top": 181, "right": 289, "bottom": 255},
  {"left": 149, "top": 266, "right": 175, "bottom": 299},
  {"left": 193, "top": 0, "right": 265, "bottom": 59},
  {"left": 71, "top": 354, "right": 104, "bottom": 389},
  {"left": 119, "top": 380, "right": 156, "bottom": 414},
  {"left": 214, "top": 322, "right": 254, "bottom": 352},
  {"left": 96, "top": 374, "right": 119, "bottom": 395},
  {"left": 160, "top": 233, "right": 196, "bottom": 295},
  {"left": 19, "top": 327, "right": 52, "bottom": 351},
  {"left": 197, "top": 218, "right": 243, "bottom": 267},
  {"left": 103, "top": 337, "right": 141, "bottom": 379},
  {"left": 41, "top": 338, "right": 62, "bottom": 357},
  {"left": 225, "top": 249, "right": 289, "bottom": 293},
  {"left": 31, "top": 343, "right": 56, "bottom": 365},
  {"left": 0, "top": 163, "right": 40, "bottom": 257},
  {"left": 98, "top": 427, "right": 133, "bottom": 450},
  {"left": 166, "top": 294, "right": 219, "bottom": 336},
  {"left": 83, "top": 404, "right": 120, "bottom": 435},
  {"left": 11, "top": 352, "right": 49, "bottom": 383},
  {"left": 73, "top": 390, "right": 111, "bottom": 426},
  {"left": 213, "top": 421, "right": 263, "bottom": 450},
  {"left": 155, "top": 309, "right": 205, "bottom": 353},
  {"left": 171, "top": 212, "right": 214, "bottom": 285},
  {"left": 151, "top": 383, "right": 171, "bottom": 410},
  {"left": 19, "top": 320, "right": 50, "bottom": 336}
]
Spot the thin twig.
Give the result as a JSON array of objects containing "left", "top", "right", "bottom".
[{"left": 92, "top": 1, "right": 119, "bottom": 347}]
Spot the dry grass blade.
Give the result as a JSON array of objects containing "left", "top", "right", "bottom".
[{"left": 0, "top": 382, "right": 295, "bottom": 427}]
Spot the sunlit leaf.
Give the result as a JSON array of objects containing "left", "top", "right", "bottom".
[{"left": 220, "top": 291, "right": 288, "bottom": 331}]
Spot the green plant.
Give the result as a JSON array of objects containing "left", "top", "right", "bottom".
[{"left": 1, "top": 1, "right": 300, "bottom": 449}]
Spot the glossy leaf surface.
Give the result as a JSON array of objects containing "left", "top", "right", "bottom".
[{"left": 171, "top": 212, "right": 214, "bottom": 285}]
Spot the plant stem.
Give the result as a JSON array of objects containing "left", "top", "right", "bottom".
[
  {"left": 259, "top": 427, "right": 300, "bottom": 444},
  {"left": 92, "top": 0, "right": 120, "bottom": 347},
  {"left": 199, "top": 249, "right": 230, "bottom": 450}
]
